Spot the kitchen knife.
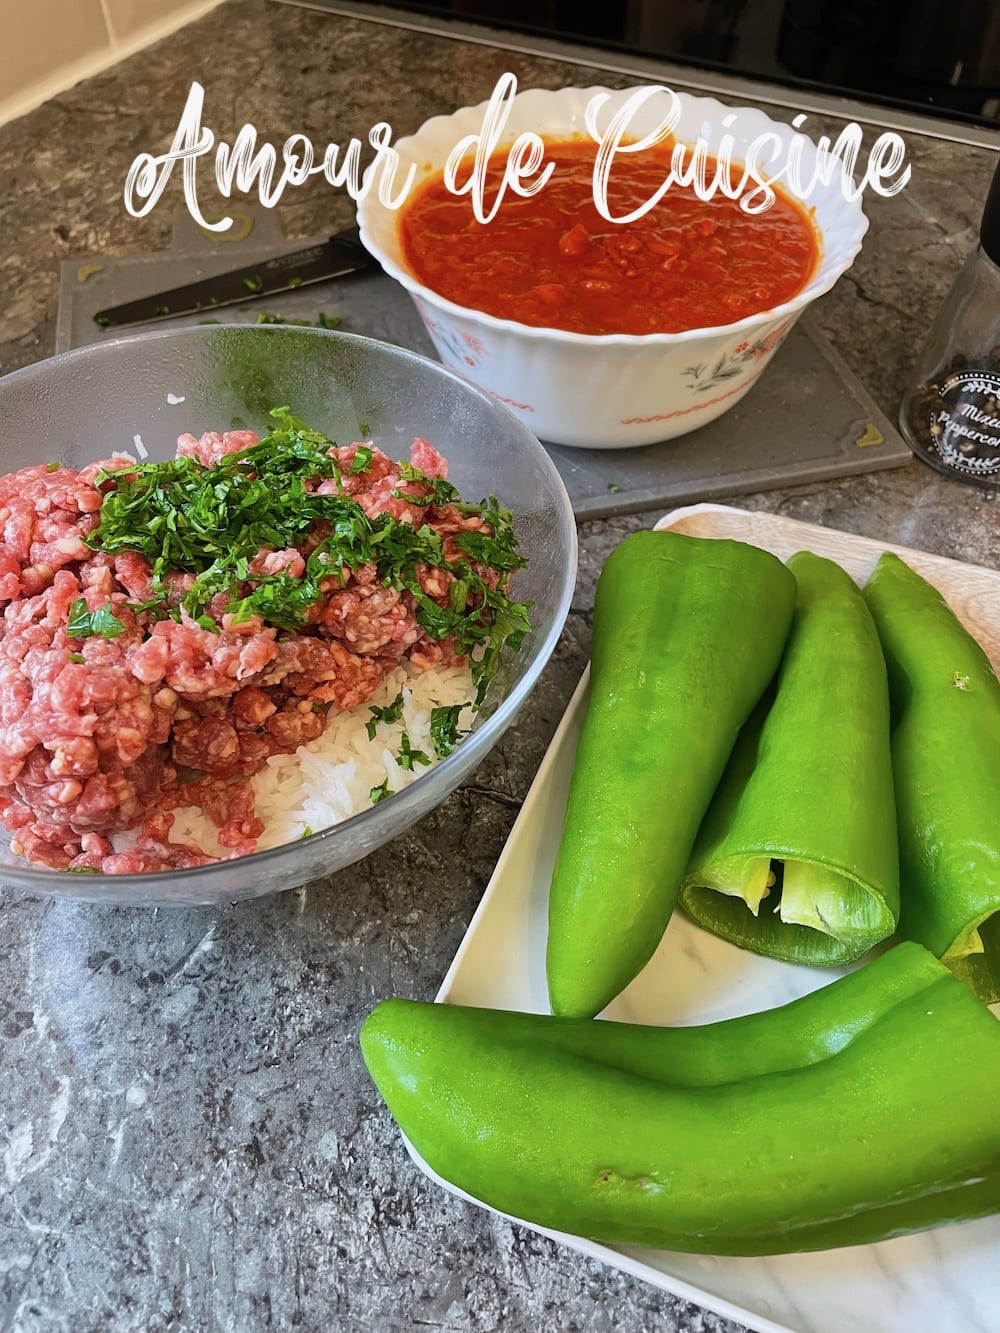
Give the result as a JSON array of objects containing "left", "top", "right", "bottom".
[{"left": 93, "top": 227, "right": 377, "bottom": 329}]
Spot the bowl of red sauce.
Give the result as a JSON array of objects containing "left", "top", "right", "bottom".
[{"left": 357, "top": 85, "right": 868, "bottom": 448}]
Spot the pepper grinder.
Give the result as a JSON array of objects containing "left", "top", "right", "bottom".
[{"left": 899, "top": 159, "right": 1000, "bottom": 488}]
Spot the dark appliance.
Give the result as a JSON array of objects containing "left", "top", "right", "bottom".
[{"left": 373, "top": 0, "right": 1000, "bottom": 126}]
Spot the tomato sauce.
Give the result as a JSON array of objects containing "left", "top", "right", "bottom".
[{"left": 399, "top": 140, "right": 819, "bottom": 336}]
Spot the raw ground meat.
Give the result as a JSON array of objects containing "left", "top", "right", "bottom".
[{"left": 0, "top": 431, "right": 498, "bottom": 873}]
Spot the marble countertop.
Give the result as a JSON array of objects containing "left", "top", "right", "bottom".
[{"left": 0, "top": 4, "right": 998, "bottom": 1330}]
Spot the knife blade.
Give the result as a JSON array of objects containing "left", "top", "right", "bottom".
[{"left": 93, "top": 227, "right": 377, "bottom": 330}]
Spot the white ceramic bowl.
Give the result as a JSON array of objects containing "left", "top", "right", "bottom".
[{"left": 358, "top": 85, "right": 869, "bottom": 449}]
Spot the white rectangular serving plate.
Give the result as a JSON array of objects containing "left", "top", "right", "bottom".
[{"left": 405, "top": 503, "right": 1000, "bottom": 1333}]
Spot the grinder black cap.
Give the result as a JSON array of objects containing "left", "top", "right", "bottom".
[{"left": 980, "top": 157, "right": 1000, "bottom": 267}]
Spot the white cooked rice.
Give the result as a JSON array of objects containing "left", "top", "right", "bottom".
[{"left": 167, "top": 661, "right": 476, "bottom": 855}]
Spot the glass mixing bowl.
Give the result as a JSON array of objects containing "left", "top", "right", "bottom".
[{"left": 0, "top": 325, "right": 576, "bottom": 905}]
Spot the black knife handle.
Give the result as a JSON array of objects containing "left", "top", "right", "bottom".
[{"left": 327, "top": 226, "right": 368, "bottom": 258}]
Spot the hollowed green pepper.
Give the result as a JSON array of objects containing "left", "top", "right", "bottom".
[
  {"left": 864, "top": 551, "right": 1000, "bottom": 1001},
  {"left": 546, "top": 530, "right": 796, "bottom": 1018},
  {"left": 361, "top": 942, "right": 1000, "bottom": 1256},
  {"left": 680, "top": 551, "right": 899, "bottom": 964}
]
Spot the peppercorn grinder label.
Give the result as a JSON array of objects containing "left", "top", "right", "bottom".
[{"left": 928, "top": 371, "right": 1000, "bottom": 478}]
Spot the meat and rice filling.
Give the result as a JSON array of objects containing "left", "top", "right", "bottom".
[{"left": 0, "top": 415, "right": 527, "bottom": 874}]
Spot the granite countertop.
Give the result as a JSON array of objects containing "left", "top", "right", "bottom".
[{"left": 0, "top": 4, "right": 998, "bottom": 1330}]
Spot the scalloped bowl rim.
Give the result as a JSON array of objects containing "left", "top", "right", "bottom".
[
  {"left": 0, "top": 324, "right": 577, "bottom": 897},
  {"left": 357, "top": 84, "right": 870, "bottom": 347}
]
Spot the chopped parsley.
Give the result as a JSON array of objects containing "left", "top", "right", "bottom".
[
  {"left": 430, "top": 704, "right": 467, "bottom": 758},
  {"left": 66, "top": 652, "right": 86, "bottom": 664},
  {"left": 84, "top": 407, "right": 530, "bottom": 698},
  {"left": 253, "top": 310, "right": 304, "bottom": 325},
  {"left": 397, "top": 732, "right": 431, "bottom": 771},
  {"left": 369, "top": 780, "right": 393, "bottom": 804},
  {"left": 366, "top": 691, "right": 405, "bottom": 740},
  {"left": 390, "top": 461, "right": 472, "bottom": 510},
  {"left": 251, "top": 310, "right": 342, "bottom": 329},
  {"left": 452, "top": 498, "right": 526, "bottom": 573},
  {"left": 46, "top": 462, "right": 61, "bottom": 473},
  {"left": 243, "top": 275, "right": 264, "bottom": 293},
  {"left": 349, "top": 445, "right": 373, "bottom": 475},
  {"left": 67, "top": 598, "right": 126, "bottom": 640}
]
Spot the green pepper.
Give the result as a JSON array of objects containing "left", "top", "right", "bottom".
[
  {"left": 864, "top": 551, "right": 1000, "bottom": 1001},
  {"left": 546, "top": 530, "right": 796, "bottom": 1018},
  {"left": 680, "top": 551, "right": 899, "bottom": 964},
  {"left": 361, "top": 942, "right": 1000, "bottom": 1256}
]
